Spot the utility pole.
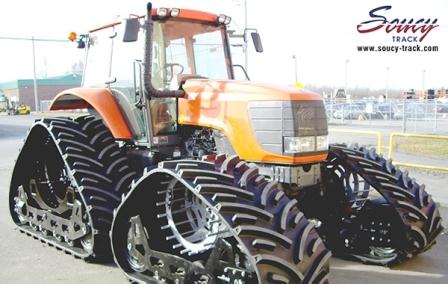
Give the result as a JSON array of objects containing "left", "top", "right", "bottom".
[
  {"left": 344, "top": 59, "right": 349, "bottom": 95},
  {"left": 422, "top": 69, "right": 426, "bottom": 99},
  {"left": 292, "top": 54, "right": 298, "bottom": 83},
  {"left": 31, "top": 37, "right": 39, "bottom": 112},
  {"left": 244, "top": 0, "right": 249, "bottom": 73},
  {"left": 385, "top": 66, "right": 390, "bottom": 100}
]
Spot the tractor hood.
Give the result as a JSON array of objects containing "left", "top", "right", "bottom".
[
  {"left": 180, "top": 79, "right": 322, "bottom": 102},
  {"left": 178, "top": 79, "right": 328, "bottom": 165}
]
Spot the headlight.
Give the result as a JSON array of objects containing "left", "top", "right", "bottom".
[
  {"left": 284, "top": 136, "right": 315, "bottom": 153},
  {"left": 217, "top": 14, "right": 231, "bottom": 25},
  {"left": 157, "top": 8, "right": 168, "bottom": 18},
  {"left": 316, "top": 135, "right": 328, "bottom": 151},
  {"left": 224, "top": 16, "right": 232, "bottom": 25},
  {"left": 170, "top": 8, "right": 180, "bottom": 17},
  {"left": 217, "top": 14, "right": 227, "bottom": 24}
]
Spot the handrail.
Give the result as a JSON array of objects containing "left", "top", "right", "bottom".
[{"left": 388, "top": 132, "right": 448, "bottom": 171}]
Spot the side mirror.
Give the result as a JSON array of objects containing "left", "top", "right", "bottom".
[
  {"left": 77, "top": 36, "right": 86, "bottom": 49},
  {"left": 123, "top": 17, "right": 140, "bottom": 42},
  {"left": 251, "top": 32, "right": 263, "bottom": 53}
]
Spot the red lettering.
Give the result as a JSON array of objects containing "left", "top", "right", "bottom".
[
  {"left": 396, "top": 25, "right": 413, "bottom": 33},
  {"left": 385, "top": 25, "right": 397, "bottom": 33},
  {"left": 357, "top": 24, "right": 384, "bottom": 33},
  {"left": 415, "top": 24, "right": 439, "bottom": 41}
]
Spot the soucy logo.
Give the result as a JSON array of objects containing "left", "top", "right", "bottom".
[{"left": 357, "top": 5, "right": 439, "bottom": 42}]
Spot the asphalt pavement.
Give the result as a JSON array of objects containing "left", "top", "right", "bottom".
[{"left": 0, "top": 113, "right": 447, "bottom": 283}]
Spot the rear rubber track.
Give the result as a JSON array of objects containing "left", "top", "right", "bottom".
[{"left": 9, "top": 115, "right": 136, "bottom": 261}]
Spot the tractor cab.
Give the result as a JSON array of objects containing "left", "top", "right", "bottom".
[{"left": 81, "top": 8, "right": 237, "bottom": 147}]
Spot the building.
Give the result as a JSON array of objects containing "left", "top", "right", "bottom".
[
  {"left": 419, "top": 88, "right": 448, "bottom": 100},
  {"left": 402, "top": 89, "right": 417, "bottom": 99},
  {"left": 436, "top": 88, "right": 448, "bottom": 99},
  {"left": 0, "top": 74, "right": 81, "bottom": 111}
]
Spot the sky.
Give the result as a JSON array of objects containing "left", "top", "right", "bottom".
[{"left": 0, "top": 0, "right": 447, "bottom": 90}]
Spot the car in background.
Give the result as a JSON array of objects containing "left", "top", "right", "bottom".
[
  {"left": 332, "top": 105, "right": 367, "bottom": 120},
  {"left": 371, "top": 103, "right": 395, "bottom": 119},
  {"left": 436, "top": 103, "right": 448, "bottom": 113}
]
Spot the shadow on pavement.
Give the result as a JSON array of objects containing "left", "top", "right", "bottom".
[{"left": 330, "top": 234, "right": 448, "bottom": 283}]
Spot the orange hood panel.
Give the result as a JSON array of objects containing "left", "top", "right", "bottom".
[{"left": 178, "top": 79, "right": 327, "bottom": 164}]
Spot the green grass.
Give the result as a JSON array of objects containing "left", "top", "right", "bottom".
[{"left": 396, "top": 137, "right": 448, "bottom": 158}]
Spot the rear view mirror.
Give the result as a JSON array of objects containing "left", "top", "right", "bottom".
[
  {"left": 251, "top": 32, "right": 263, "bottom": 53},
  {"left": 77, "top": 36, "right": 86, "bottom": 49},
  {"left": 123, "top": 17, "right": 140, "bottom": 42}
]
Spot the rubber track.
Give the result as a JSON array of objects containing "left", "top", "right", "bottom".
[
  {"left": 156, "top": 155, "right": 331, "bottom": 283},
  {"left": 329, "top": 144, "right": 443, "bottom": 264},
  {"left": 10, "top": 116, "right": 135, "bottom": 261}
]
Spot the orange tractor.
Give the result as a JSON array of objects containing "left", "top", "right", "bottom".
[{"left": 9, "top": 3, "right": 442, "bottom": 283}]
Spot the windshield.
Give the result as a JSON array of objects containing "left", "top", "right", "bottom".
[
  {"left": 84, "top": 19, "right": 231, "bottom": 90},
  {"left": 152, "top": 19, "right": 231, "bottom": 90}
]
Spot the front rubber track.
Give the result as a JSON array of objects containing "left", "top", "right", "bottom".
[
  {"left": 9, "top": 116, "right": 136, "bottom": 261},
  {"left": 329, "top": 144, "right": 443, "bottom": 263},
  {"left": 111, "top": 154, "right": 331, "bottom": 283}
]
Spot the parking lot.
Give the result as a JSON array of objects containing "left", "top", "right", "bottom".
[{"left": 1, "top": 114, "right": 448, "bottom": 283}]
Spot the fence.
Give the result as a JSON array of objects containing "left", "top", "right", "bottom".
[{"left": 324, "top": 99, "right": 448, "bottom": 135}]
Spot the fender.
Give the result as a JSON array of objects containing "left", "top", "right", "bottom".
[{"left": 49, "top": 87, "right": 133, "bottom": 140}]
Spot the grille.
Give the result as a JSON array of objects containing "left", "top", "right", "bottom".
[{"left": 248, "top": 100, "right": 328, "bottom": 155}]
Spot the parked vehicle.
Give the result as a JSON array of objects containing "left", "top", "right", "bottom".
[
  {"left": 7, "top": 102, "right": 31, "bottom": 115},
  {"left": 333, "top": 105, "right": 366, "bottom": 120}
]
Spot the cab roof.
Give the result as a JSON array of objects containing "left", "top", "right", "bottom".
[{"left": 89, "top": 8, "right": 220, "bottom": 33}]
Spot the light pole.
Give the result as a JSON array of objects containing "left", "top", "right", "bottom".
[
  {"left": 344, "top": 59, "right": 349, "bottom": 95},
  {"left": 385, "top": 66, "right": 390, "bottom": 100},
  {"left": 292, "top": 54, "right": 298, "bottom": 83},
  {"left": 422, "top": 69, "right": 426, "bottom": 99},
  {"left": 244, "top": 0, "right": 248, "bottom": 73},
  {"left": 31, "top": 37, "right": 39, "bottom": 112}
]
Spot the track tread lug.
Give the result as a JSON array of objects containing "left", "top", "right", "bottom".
[
  {"left": 197, "top": 183, "right": 254, "bottom": 200},
  {"left": 252, "top": 239, "right": 276, "bottom": 251},
  {"left": 280, "top": 199, "right": 298, "bottom": 232},
  {"left": 220, "top": 202, "right": 273, "bottom": 222},
  {"left": 237, "top": 225, "right": 292, "bottom": 248},
  {"left": 256, "top": 254, "right": 304, "bottom": 282},
  {"left": 232, "top": 213, "right": 258, "bottom": 225}
]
